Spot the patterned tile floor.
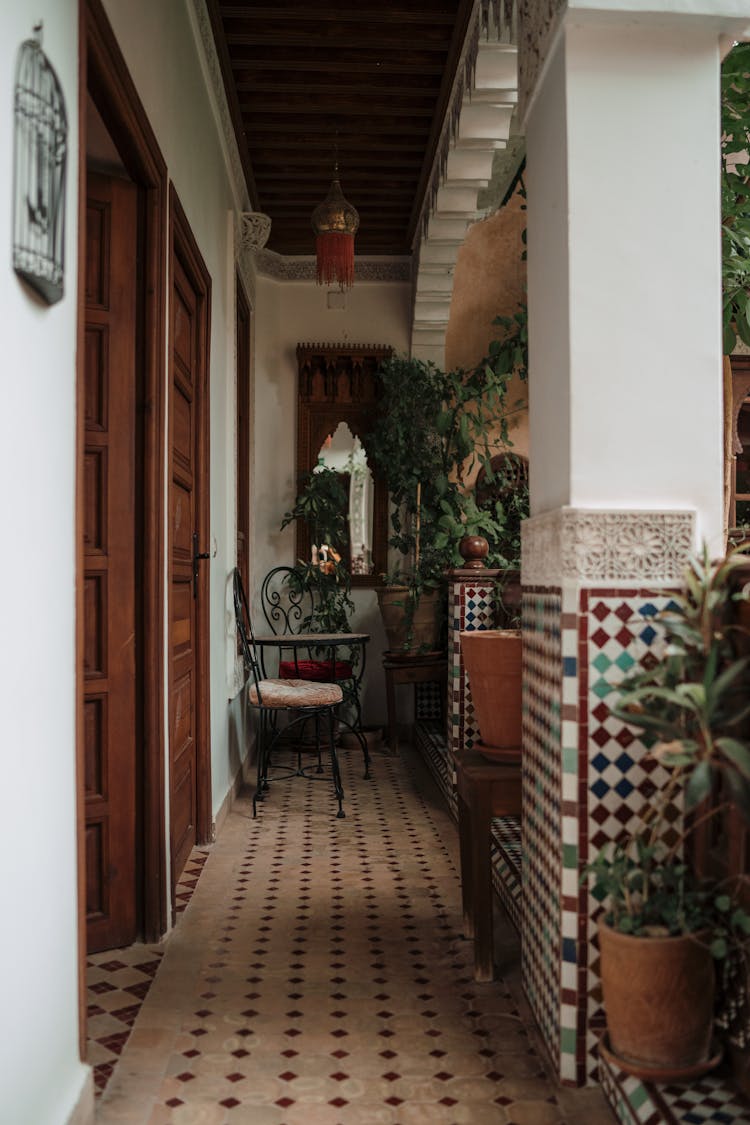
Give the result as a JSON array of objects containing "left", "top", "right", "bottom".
[
  {"left": 94, "top": 746, "right": 614, "bottom": 1124},
  {"left": 88, "top": 849, "right": 210, "bottom": 1096}
]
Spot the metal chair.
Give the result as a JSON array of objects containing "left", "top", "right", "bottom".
[
  {"left": 233, "top": 568, "right": 346, "bottom": 819},
  {"left": 260, "top": 563, "right": 367, "bottom": 733}
]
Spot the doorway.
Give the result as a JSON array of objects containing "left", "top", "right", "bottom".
[
  {"left": 167, "top": 186, "right": 212, "bottom": 897},
  {"left": 78, "top": 0, "right": 168, "bottom": 977}
]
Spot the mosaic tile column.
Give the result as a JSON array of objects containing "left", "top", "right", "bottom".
[
  {"left": 448, "top": 569, "right": 504, "bottom": 757},
  {"left": 520, "top": 509, "right": 694, "bottom": 1087}
]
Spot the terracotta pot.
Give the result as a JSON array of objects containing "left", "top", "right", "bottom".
[
  {"left": 460, "top": 629, "right": 522, "bottom": 759},
  {"left": 376, "top": 586, "right": 442, "bottom": 656},
  {"left": 598, "top": 920, "right": 716, "bottom": 1075}
]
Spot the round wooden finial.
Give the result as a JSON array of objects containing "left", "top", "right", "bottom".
[{"left": 458, "top": 535, "right": 489, "bottom": 569}]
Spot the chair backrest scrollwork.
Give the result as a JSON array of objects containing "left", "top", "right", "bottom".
[{"left": 261, "top": 565, "right": 314, "bottom": 635}]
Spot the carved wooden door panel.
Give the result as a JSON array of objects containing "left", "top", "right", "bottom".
[
  {"left": 83, "top": 172, "right": 138, "bottom": 952},
  {"left": 236, "top": 277, "right": 251, "bottom": 596},
  {"left": 168, "top": 196, "right": 211, "bottom": 895}
]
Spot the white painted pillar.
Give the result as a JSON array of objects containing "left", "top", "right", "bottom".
[{"left": 518, "top": 0, "right": 750, "bottom": 1087}]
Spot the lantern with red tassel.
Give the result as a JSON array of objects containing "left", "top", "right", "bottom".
[{"left": 311, "top": 165, "right": 359, "bottom": 289}]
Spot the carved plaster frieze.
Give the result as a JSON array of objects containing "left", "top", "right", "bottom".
[
  {"left": 240, "top": 212, "right": 271, "bottom": 251},
  {"left": 254, "top": 251, "right": 411, "bottom": 284},
  {"left": 518, "top": 0, "right": 566, "bottom": 122},
  {"left": 189, "top": 0, "right": 250, "bottom": 212},
  {"left": 522, "top": 508, "right": 695, "bottom": 587}
]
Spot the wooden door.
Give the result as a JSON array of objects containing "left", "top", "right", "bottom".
[
  {"left": 236, "top": 276, "right": 251, "bottom": 594},
  {"left": 169, "top": 190, "right": 211, "bottom": 894},
  {"left": 83, "top": 172, "right": 138, "bottom": 952}
]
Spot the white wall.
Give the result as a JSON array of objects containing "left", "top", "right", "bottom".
[
  {"left": 527, "top": 19, "right": 724, "bottom": 547},
  {"left": 103, "top": 0, "right": 248, "bottom": 820},
  {"left": 252, "top": 276, "right": 411, "bottom": 723},
  {"left": 0, "top": 6, "right": 91, "bottom": 1124}
]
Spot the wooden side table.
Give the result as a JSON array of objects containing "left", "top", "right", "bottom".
[
  {"left": 456, "top": 749, "right": 522, "bottom": 981},
  {"left": 382, "top": 653, "right": 448, "bottom": 754}
]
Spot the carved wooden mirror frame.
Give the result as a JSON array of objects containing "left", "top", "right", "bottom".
[{"left": 296, "top": 342, "right": 391, "bottom": 587}]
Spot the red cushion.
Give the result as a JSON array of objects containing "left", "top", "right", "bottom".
[{"left": 278, "top": 658, "right": 354, "bottom": 682}]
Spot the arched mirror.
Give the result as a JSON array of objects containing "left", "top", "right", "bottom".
[
  {"left": 296, "top": 342, "right": 390, "bottom": 587},
  {"left": 315, "top": 423, "right": 375, "bottom": 575}
]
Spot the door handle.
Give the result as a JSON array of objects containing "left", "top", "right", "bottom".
[{"left": 192, "top": 532, "right": 210, "bottom": 598}]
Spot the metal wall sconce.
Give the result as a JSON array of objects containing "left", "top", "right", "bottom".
[{"left": 13, "top": 23, "right": 68, "bottom": 305}]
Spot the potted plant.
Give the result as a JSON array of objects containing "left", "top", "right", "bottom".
[
  {"left": 585, "top": 544, "right": 750, "bottom": 1080},
  {"left": 368, "top": 313, "right": 527, "bottom": 656}
]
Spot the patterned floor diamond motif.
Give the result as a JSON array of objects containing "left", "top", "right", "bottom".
[
  {"left": 87, "top": 844, "right": 210, "bottom": 1097},
  {"left": 521, "top": 589, "right": 564, "bottom": 1083},
  {"left": 96, "top": 747, "right": 614, "bottom": 1125},
  {"left": 598, "top": 1049, "right": 750, "bottom": 1125},
  {"left": 175, "top": 847, "right": 210, "bottom": 915}
]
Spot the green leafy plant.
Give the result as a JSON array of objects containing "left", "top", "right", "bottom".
[
  {"left": 281, "top": 468, "right": 354, "bottom": 634},
  {"left": 722, "top": 43, "right": 750, "bottom": 354},
  {"left": 370, "top": 314, "right": 529, "bottom": 592},
  {"left": 585, "top": 544, "right": 750, "bottom": 959}
]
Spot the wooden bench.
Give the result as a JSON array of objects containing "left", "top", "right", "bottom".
[{"left": 456, "top": 749, "right": 522, "bottom": 981}]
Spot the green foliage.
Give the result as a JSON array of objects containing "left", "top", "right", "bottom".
[
  {"left": 281, "top": 467, "right": 349, "bottom": 553},
  {"left": 281, "top": 468, "right": 354, "bottom": 635},
  {"left": 722, "top": 43, "right": 750, "bottom": 353},
  {"left": 369, "top": 312, "right": 529, "bottom": 591},
  {"left": 584, "top": 543, "right": 750, "bottom": 954}
]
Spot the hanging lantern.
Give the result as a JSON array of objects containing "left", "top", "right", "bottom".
[{"left": 311, "top": 167, "right": 359, "bottom": 290}]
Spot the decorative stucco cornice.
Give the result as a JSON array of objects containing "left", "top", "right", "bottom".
[
  {"left": 521, "top": 508, "right": 695, "bottom": 587},
  {"left": 517, "top": 0, "right": 565, "bottom": 123},
  {"left": 254, "top": 251, "right": 412, "bottom": 284},
  {"left": 240, "top": 212, "right": 271, "bottom": 252},
  {"left": 188, "top": 0, "right": 251, "bottom": 214}
]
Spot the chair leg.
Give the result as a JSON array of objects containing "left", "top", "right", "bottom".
[
  {"left": 314, "top": 711, "right": 324, "bottom": 773},
  {"left": 339, "top": 684, "right": 371, "bottom": 780},
  {"left": 253, "top": 710, "right": 269, "bottom": 817},
  {"left": 327, "top": 707, "right": 345, "bottom": 818}
]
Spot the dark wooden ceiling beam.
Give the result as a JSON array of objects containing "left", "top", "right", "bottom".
[
  {"left": 233, "top": 75, "right": 439, "bottom": 96},
  {"left": 245, "top": 121, "right": 431, "bottom": 136},
  {"left": 227, "top": 53, "right": 445, "bottom": 75},
  {"left": 239, "top": 100, "right": 435, "bottom": 118},
  {"left": 253, "top": 165, "right": 422, "bottom": 178},
  {"left": 224, "top": 30, "right": 452, "bottom": 51},
  {"left": 248, "top": 135, "right": 427, "bottom": 152},
  {"left": 220, "top": 5, "right": 456, "bottom": 25},
  {"left": 209, "top": 0, "right": 473, "bottom": 258}
]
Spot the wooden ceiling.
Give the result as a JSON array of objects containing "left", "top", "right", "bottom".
[{"left": 207, "top": 0, "right": 475, "bottom": 257}]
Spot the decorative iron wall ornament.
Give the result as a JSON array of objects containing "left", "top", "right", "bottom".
[{"left": 13, "top": 24, "right": 68, "bottom": 305}]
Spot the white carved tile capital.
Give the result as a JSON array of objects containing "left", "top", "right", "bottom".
[
  {"left": 240, "top": 212, "right": 272, "bottom": 252},
  {"left": 522, "top": 508, "right": 695, "bottom": 586}
]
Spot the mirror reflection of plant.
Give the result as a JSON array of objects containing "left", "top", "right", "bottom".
[
  {"left": 281, "top": 468, "right": 354, "bottom": 635},
  {"left": 584, "top": 545, "right": 750, "bottom": 975}
]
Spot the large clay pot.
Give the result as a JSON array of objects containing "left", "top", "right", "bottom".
[
  {"left": 376, "top": 586, "right": 442, "bottom": 656},
  {"left": 460, "top": 629, "right": 522, "bottom": 760},
  {"left": 598, "top": 921, "right": 717, "bottom": 1078}
]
